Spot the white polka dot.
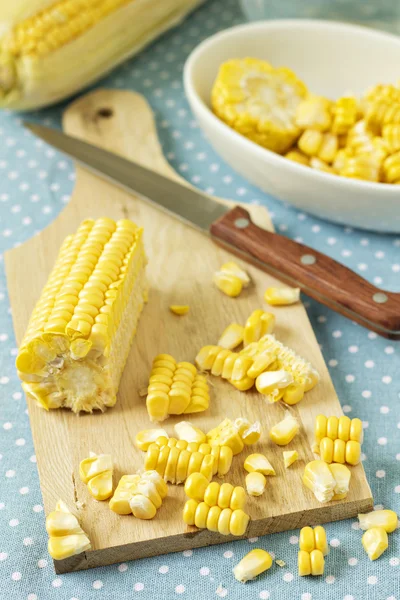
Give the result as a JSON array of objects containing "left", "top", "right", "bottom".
[
  {"left": 175, "top": 584, "right": 185, "bottom": 594},
  {"left": 259, "top": 592, "right": 270, "bottom": 600},
  {"left": 182, "top": 550, "right": 192, "bottom": 557},
  {"left": 392, "top": 264, "right": 400, "bottom": 272},
  {"left": 345, "top": 374, "right": 355, "bottom": 383},
  {"left": 358, "top": 263, "right": 368, "bottom": 271},
  {"left": 3, "top": 422, "right": 12, "bottom": 430},
  {"left": 362, "top": 390, "right": 372, "bottom": 399},
  {"left": 200, "top": 567, "right": 210, "bottom": 576},
  {"left": 312, "top": 225, "right": 320, "bottom": 233},
  {"left": 385, "top": 346, "right": 394, "bottom": 354},
  {"left": 52, "top": 578, "right": 62, "bottom": 588},
  {"left": 389, "top": 557, "right": 399, "bottom": 566},
  {"left": 329, "top": 538, "right": 340, "bottom": 547},
  {"left": 387, "top": 597, "right": 397, "bottom": 600},
  {"left": 382, "top": 376, "right": 392, "bottom": 384},
  {"left": 289, "top": 535, "right": 298, "bottom": 544},
  {"left": 19, "top": 487, "right": 29, "bottom": 495},
  {"left": 38, "top": 559, "right": 47, "bottom": 568},
  {"left": 332, "top": 330, "right": 342, "bottom": 338},
  {"left": 380, "top": 406, "right": 390, "bottom": 414},
  {"left": 27, "top": 595, "right": 37, "bottom": 600},
  {"left": 396, "top": 454, "right": 400, "bottom": 461},
  {"left": 376, "top": 470, "right": 386, "bottom": 478},
  {"left": 348, "top": 345, "right": 359, "bottom": 353},
  {"left": 223, "top": 551, "right": 233, "bottom": 558},
  {"left": 378, "top": 437, "right": 387, "bottom": 446},
  {"left": 327, "top": 237, "right": 337, "bottom": 245},
  {"left": 351, "top": 522, "right": 360, "bottom": 530},
  {"left": 23, "top": 537, "right": 33, "bottom": 546},
  {"left": 365, "top": 360, "right": 375, "bottom": 368},
  {"left": 341, "top": 249, "right": 352, "bottom": 257},
  {"left": 328, "top": 359, "right": 338, "bottom": 367},
  {"left": 12, "top": 392, "right": 22, "bottom": 400},
  {"left": 344, "top": 596, "right": 354, "bottom": 600},
  {"left": 11, "top": 571, "right": 22, "bottom": 581},
  {"left": 283, "top": 572, "right": 293, "bottom": 582},
  {"left": 248, "top": 537, "right": 258, "bottom": 543},
  {"left": 394, "top": 485, "right": 400, "bottom": 493},
  {"left": 29, "top": 455, "right": 36, "bottom": 463},
  {"left": 93, "top": 580, "right": 103, "bottom": 589},
  {"left": 33, "top": 505, "right": 43, "bottom": 512},
  {"left": 325, "top": 575, "right": 335, "bottom": 584},
  {"left": 0, "top": 552, "right": 8, "bottom": 560},
  {"left": 317, "top": 315, "right": 327, "bottom": 323},
  {"left": 16, "top": 438, "right": 26, "bottom": 446},
  {"left": 216, "top": 587, "right": 228, "bottom": 598},
  {"left": 368, "top": 576, "right": 377, "bottom": 585},
  {"left": 361, "top": 453, "right": 367, "bottom": 461},
  {"left": 159, "top": 565, "right": 169, "bottom": 574},
  {"left": 6, "top": 470, "right": 15, "bottom": 478},
  {"left": 348, "top": 557, "right": 358, "bottom": 565},
  {"left": 342, "top": 405, "right": 352, "bottom": 413}
]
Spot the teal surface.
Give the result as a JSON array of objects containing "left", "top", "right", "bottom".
[{"left": 0, "top": 1, "right": 399, "bottom": 599}]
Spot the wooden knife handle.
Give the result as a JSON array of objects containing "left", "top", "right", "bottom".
[{"left": 210, "top": 206, "right": 400, "bottom": 339}]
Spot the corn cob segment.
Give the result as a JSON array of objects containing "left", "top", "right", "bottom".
[
  {"left": 146, "top": 354, "right": 210, "bottom": 422},
  {"left": 16, "top": 218, "right": 147, "bottom": 413},
  {"left": 109, "top": 471, "right": 167, "bottom": 518},
  {"left": 303, "top": 460, "right": 351, "bottom": 503},
  {"left": 314, "top": 415, "right": 363, "bottom": 465},
  {"left": 185, "top": 473, "right": 246, "bottom": 510},
  {"left": 46, "top": 500, "right": 91, "bottom": 561},
  {"left": 212, "top": 58, "right": 308, "bottom": 154},
  {"left": 206, "top": 418, "right": 261, "bottom": 456},
  {"left": 79, "top": 452, "right": 113, "bottom": 501},
  {"left": 298, "top": 525, "right": 327, "bottom": 576},
  {"left": 0, "top": 0, "right": 205, "bottom": 110}
]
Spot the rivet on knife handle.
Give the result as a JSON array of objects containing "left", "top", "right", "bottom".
[{"left": 210, "top": 206, "right": 400, "bottom": 339}]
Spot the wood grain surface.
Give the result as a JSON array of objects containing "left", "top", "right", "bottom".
[{"left": 4, "top": 89, "right": 373, "bottom": 573}]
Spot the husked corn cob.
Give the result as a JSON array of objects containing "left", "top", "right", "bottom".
[
  {"left": 213, "top": 261, "right": 250, "bottom": 297},
  {"left": 135, "top": 428, "right": 168, "bottom": 451},
  {"left": 303, "top": 460, "right": 351, "bottom": 503},
  {"left": 314, "top": 415, "right": 363, "bottom": 465},
  {"left": 169, "top": 305, "right": 189, "bottom": 315},
  {"left": 298, "top": 525, "right": 327, "bottom": 576},
  {"left": 218, "top": 323, "right": 244, "bottom": 350},
  {"left": 233, "top": 549, "right": 273, "bottom": 582},
  {"left": 331, "top": 96, "right": 358, "bottom": 135},
  {"left": 0, "top": 0, "right": 204, "bottom": 110},
  {"left": 383, "top": 150, "right": 400, "bottom": 183},
  {"left": 109, "top": 471, "right": 167, "bottom": 518},
  {"left": 244, "top": 453, "right": 276, "bottom": 476},
  {"left": 243, "top": 310, "right": 275, "bottom": 346},
  {"left": 207, "top": 417, "right": 261, "bottom": 456},
  {"left": 212, "top": 58, "right": 307, "bottom": 154},
  {"left": 46, "top": 500, "right": 91, "bottom": 561},
  {"left": 16, "top": 218, "right": 147, "bottom": 413},
  {"left": 79, "top": 452, "right": 113, "bottom": 501},
  {"left": 283, "top": 450, "right": 298, "bottom": 468},
  {"left": 358, "top": 509, "right": 398, "bottom": 533},
  {"left": 174, "top": 421, "right": 206, "bottom": 444},
  {"left": 144, "top": 436, "right": 233, "bottom": 482},
  {"left": 184, "top": 473, "right": 246, "bottom": 511},
  {"left": 264, "top": 286, "right": 300, "bottom": 306},
  {"left": 269, "top": 413, "right": 299, "bottom": 446},
  {"left": 295, "top": 95, "right": 332, "bottom": 132},
  {"left": 362, "top": 527, "right": 388, "bottom": 561},
  {"left": 146, "top": 354, "right": 209, "bottom": 422}
]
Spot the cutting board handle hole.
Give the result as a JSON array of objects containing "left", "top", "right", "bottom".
[{"left": 96, "top": 107, "right": 113, "bottom": 119}]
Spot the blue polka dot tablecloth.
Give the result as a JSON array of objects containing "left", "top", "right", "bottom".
[{"left": 0, "top": 1, "right": 399, "bottom": 599}]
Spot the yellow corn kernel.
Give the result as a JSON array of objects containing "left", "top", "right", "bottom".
[
  {"left": 358, "top": 509, "right": 398, "bottom": 533},
  {"left": 298, "top": 550, "right": 311, "bottom": 576},
  {"left": 247, "top": 354, "right": 275, "bottom": 379},
  {"left": 230, "top": 375, "right": 255, "bottom": 391},
  {"left": 329, "top": 463, "right": 351, "bottom": 499},
  {"left": 109, "top": 472, "right": 166, "bottom": 518},
  {"left": 245, "top": 472, "right": 266, "bottom": 496},
  {"left": 382, "top": 123, "right": 400, "bottom": 152},
  {"left": 299, "top": 526, "right": 315, "bottom": 552},
  {"left": 243, "top": 309, "right": 276, "bottom": 346},
  {"left": 269, "top": 413, "right": 299, "bottom": 446},
  {"left": 217, "top": 483, "right": 233, "bottom": 509},
  {"left": 174, "top": 421, "right": 206, "bottom": 444},
  {"left": 218, "top": 508, "right": 233, "bottom": 535},
  {"left": 333, "top": 439, "right": 346, "bottom": 464},
  {"left": 350, "top": 418, "right": 363, "bottom": 443},
  {"left": 314, "top": 526, "right": 329, "bottom": 555},
  {"left": 206, "top": 505, "right": 221, "bottom": 532},
  {"left": 215, "top": 445, "right": 234, "bottom": 477},
  {"left": 244, "top": 453, "right": 276, "bottom": 476},
  {"left": 229, "top": 509, "right": 250, "bottom": 536},
  {"left": 264, "top": 286, "right": 300, "bottom": 306},
  {"left": 283, "top": 383, "right": 305, "bottom": 405},
  {"left": 183, "top": 498, "right": 198, "bottom": 526},
  {"left": 238, "top": 419, "right": 262, "bottom": 445},
  {"left": 319, "top": 437, "right": 334, "bottom": 463},
  {"left": 176, "top": 450, "right": 191, "bottom": 484},
  {"left": 135, "top": 428, "right": 169, "bottom": 451},
  {"left": 169, "top": 305, "right": 189, "bottom": 316},
  {"left": 285, "top": 149, "right": 310, "bottom": 166},
  {"left": 315, "top": 415, "right": 328, "bottom": 443},
  {"left": 296, "top": 95, "right": 332, "bottom": 130},
  {"left": 79, "top": 452, "right": 113, "bottom": 501},
  {"left": 332, "top": 96, "right": 358, "bottom": 135},
  {"left": 326, "top": 416, "right": 338, "bottom": 440},
  {"left": 338, "top": 416, "right": 351, "bottom": 441},
  {"left": 218, "top": 323, "right": 244, "bottom": 350},
  {"left": 318, "top": 133, "right": 338, "bottom": 163},
  {"left": 310, "top": 157, "right": 335, "bottom": 174},
  {"left": 303, "top": 460, "right": 336, "bottom": 503},
  {"left": 255, "top": 370, "right": 294, "bottom": 401},
  {"left": 46, "top": 500, "right": 90, "bottom": 560},
  {"left": 221, "top": 262, "right": 251, "bottom": 287},
  {"left": 204, "top": 481, "right": 220, "bottom": 507},
  {"left": 230, "top": 486, "right": 246, "bottom": 510},
  {"left": 206, "top": 417, "right": 259, "bottom": 456},
  {"left": 340, "top": 154, "right": 381, "bottom": 182},
  {"left": 310, "top": 549, "right": 325, "bottom": 575},
  {"left": 144, "top": 443, "right": 160, "bottom": 471},
  {"left": 211, "top": 58, "right": 307, "bottom": 154},
  {"left": 345, "top": 440, "right": 361, "bottom": 466},
  {"left": 298, "top": 129, "right": 323, "bottom": 156},
  {"left": 233, "top": 549, "right": 273, "bottom": 582},
  {"left": 362, "top": 527, "right": 388, "bottom": 561},
  {"left": 184, "top": 472, "right": 209, "bottom": 501},
  {"left": 213, "top": 271, "right": 243, "bottom": 297},
  {"left": 194, "top": 502, "right": 210, "bottom": 529},
  {"left": 87, "top": 470, "right": 113, "bottom": 501},
  {"left": 283, "top": 450, "right": 298, "bottom": 468}
]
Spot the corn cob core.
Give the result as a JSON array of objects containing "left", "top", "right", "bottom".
[
  {"left": 109, "top": 471, "right": 167, "bottom": 518},
  {"left": 146, "top": 354, "right": 209, "bottom": 422},
  {"left": 144, "top": 436, "right": 233, "bottom": 483},
  {"left": 46, "top": 499, "right": 91, "bottom": 561},
  {"left": 298, "top": 525, "right": 327, "bottom": 576},
  {"left": 16, "top": 218, "right": 147, "bottom": 413}
]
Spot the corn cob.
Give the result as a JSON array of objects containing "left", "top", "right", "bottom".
[
  {"left": 206, "top": 417, "right": 261, "bottom": 456},
  {"left": 0, "top": 0, "right": 204, "bottom": 110},
  {"left": 366, "top": 100, "right": 400, "bottom": 135},
  {"left": 303, "top": 460, "right": 351, "bottom": 503},
  {"left": 109, "top": 471, "right": 167, "bottom": 518},
  {"left": 212, "top": 58, "right": 308, "bottom": 154},
  {"left": 233, "top": 549, "right": 273, "bottom": 582},
  {"left": 314, "top": 415, "right": 363, "bottom": 465},
  {"left": 144, "top": 436, "right": 233, "bottom": 482},
  {"left": 298, "top": 525, "right": 328, "bottom": 576},
  {"left": 183, "top": 473, "right": 250, "bottom": 537},
  {"left": 46, "top": 499, "right": 91, "bottom": 561},
  {"left": 16, "top": 218, "right": 147, "bottom": 413},
  {"left": 146, "top": 354, "right": 209, "bottom": 422},
  {"left": 79, "top": 451, "right": 113, "bottom": 501}
]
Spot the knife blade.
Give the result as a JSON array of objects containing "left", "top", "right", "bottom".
[{"left": 24, "top": 122, "right": 400, "bottom": 339}]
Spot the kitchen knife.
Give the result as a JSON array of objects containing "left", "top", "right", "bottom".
[{"left": 24, "top": 122, "right": 400, "bottom": 339}]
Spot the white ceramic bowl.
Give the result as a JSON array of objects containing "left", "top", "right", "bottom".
[{"left": 183, "top": 20, "right": 400, "bottom": 232}]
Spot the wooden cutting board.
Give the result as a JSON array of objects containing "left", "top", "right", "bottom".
[{"left": 4, "top": 89, "right": 373, "bottom": 574}]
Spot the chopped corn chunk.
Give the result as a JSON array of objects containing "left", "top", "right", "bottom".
[
  {"left": 298, "top": 525, "right": 327, "bottom": 576},
  {"left": 174, "top": 421, "right": 206, "bottom": 444},
  {"left": 303, "top": 460, "right": 336, "bottom": 503},
  {"left": 264, "top": 286, "right": 300, "bottom": 306},
  {"left": 329, "top": 463, "right": 351, "bottom": 499},
  {"left": 135, "top": 428, "right": 169, "bottom": 451},
  {"left": 207, "top": 418, "right": 261, "bottom": 456},
  {"left": 362, "top": 527, "right": 388, "bottom": 560},
  {"left": 221, "top": 262, "right": 251, "bottom": 286},
  {"left": 169, "top": 305, "right": 189, "bottom": 315},
  {"left": 244, "top": 453, "right": 276, "bottom": 476},
  {"left": 46, "top": 500, "right": 91, "bottom": 560},
  {"left": 283, "top": 450, "right": 298, "bottom": 468},
  {"left": 233, "top": 549, "right": 273, "bottom": 582},
  {"left": 245, "top": 472, "right": 267, "bottom": 496},
  {"left": 269, "top": 413, "right": 299, "bottom": 446},
  {"left": 218, "top": 323, "right": 244, "bottom": 350},
  {"left": 358, "top": 509, "right": 398, "bottom": 533},
  {"left": 213, "top": 262, "right": 250, "bottom": 298},
  {"left": 79, "top": 452, "right": 113, "bottom": 501},
  {"left": 243, "top": 309, "right": 276, "bottom": 346},
  {"left": 183, "top": 499, "right": 250, "bottom": 536},
  {"left": 184, "top": 472, "right": 246, "bottom": 510},
  {"left": 109, "top": 471, "right": 167, "bottom": 518}
]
